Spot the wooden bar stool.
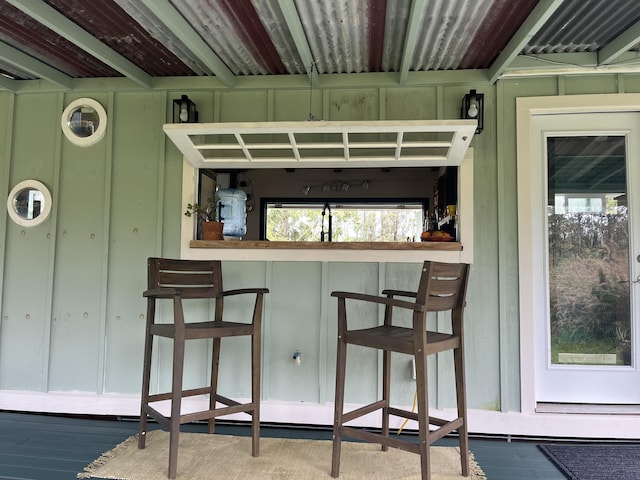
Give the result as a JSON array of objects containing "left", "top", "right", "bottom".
[
  {"left": 331, "top": 261, "right": 471, "bottom": 480},
  {"left": 138, "top": 257, "right": 268, "bottom": 479}
]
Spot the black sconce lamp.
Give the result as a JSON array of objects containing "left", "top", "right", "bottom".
[
  {"left": 461, "top": 89, "right": 484, "bottom": 134},
  {"left": 173, "top": 95, "right": 198, "bottom": 123}
]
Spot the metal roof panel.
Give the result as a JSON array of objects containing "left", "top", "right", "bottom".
[
  {"left": 0, "top": 0, "right": 120, "bottom": 78},
  {"left": 525, "top": 0, "right": 640, "bottom": 54},
  {"left": 2, "top": 0, "right": 640, "bottom": 88},
  {"left": 45, "top": 0, "right": 195, "bottom": 77}
]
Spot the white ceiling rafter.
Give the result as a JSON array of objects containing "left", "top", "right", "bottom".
[
  {"left": 488, "top": 0, "right": 564, "bottom": 84},
  {"left": 2, "top": 0, "right": 640, "bottom": 90},
  {"left": 398, "top": 0, "right": 426, "bottom": 85},
  {"left": 163, "top": 119, "right": 476, "bottom": 170},
  {"left": 0, "top": 41, "right": 73, "bottom": 90},
  {"left": 277, "top": 0, "right": 315, "bottom": 79},
  {"left": 598, "top": 19, "right": 640, "bottom": 66},
  {"left": 135, "top": 0, "right": 237, "bottom": 87},
  {"left": 4, "top": 0, "right": 153, "bottom": 88}
]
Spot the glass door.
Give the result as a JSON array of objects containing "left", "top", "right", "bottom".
[{"left": 532, "top": 112, "right": 640, "bottom": 404}]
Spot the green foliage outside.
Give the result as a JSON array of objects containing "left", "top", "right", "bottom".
[
  {"left": 548, "top": 210, "right": 631, "bottom": 365},
  {"left": 266, "top": 207, "right": 422, "bottom": 242}
]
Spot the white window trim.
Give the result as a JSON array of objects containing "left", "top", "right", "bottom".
[
  {"left": 168, "top": 120, "right": 477, "bottom": 262},
  {"left": 516, "top": 93, "right": 640, "bottom": 414},
  {"left": 179, "top": 150, "right": 474, "bottom": 263}
]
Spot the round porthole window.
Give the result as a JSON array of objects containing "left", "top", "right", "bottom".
[
  {"left": 6, "top": 180, "right": 53, "bottom": 227},
  {"left": 61, "top": 98, "right": 107, "bottom": 146}
]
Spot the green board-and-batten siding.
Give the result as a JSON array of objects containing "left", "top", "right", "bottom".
[{"left": 2, "top": 72, "right": 640, "bottom": 425}]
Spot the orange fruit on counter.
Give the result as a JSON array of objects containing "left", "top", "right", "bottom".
[
  {"left": 420, "top": 231, "right": 431, "bottom": 239},
  {"left": 432, "top": 230, "right": 445, "bottom": 237}
]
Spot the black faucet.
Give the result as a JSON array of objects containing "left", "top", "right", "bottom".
[{"left": 321, "top": 202, "right": 332, "bottom": 242}]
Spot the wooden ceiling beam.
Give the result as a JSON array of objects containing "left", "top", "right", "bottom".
[
  {"left": 488, "top": 0, "right": 564, "bottom": 84},
  {"left": 5, "top": 0, "right": 153, "bottom": 88}
]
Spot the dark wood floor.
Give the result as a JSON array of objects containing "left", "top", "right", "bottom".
[{"left": 0, "top": 411, "right": 565, "bottom": 479}]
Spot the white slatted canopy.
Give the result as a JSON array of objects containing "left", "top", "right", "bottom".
[{"left": 163, "top": 120, "right": 477, "bottom": 169}]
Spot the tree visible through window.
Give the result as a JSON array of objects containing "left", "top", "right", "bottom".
[
  {"left": 263, "top": 201, "right": 425, "bottom": 242},
  {"left": 547, "top": 135, "right": 631, "bottom": 366}
]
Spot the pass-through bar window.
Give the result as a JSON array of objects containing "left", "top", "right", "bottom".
[{"left": 261, "top": 199, "right": 427, "bottom": 242}]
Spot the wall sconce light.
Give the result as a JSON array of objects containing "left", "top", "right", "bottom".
[
  {"left": 173, "top": 95, "right": 198, "bottom": 123},
  {"left": 461, "top": 89, "right": 484, "bottom": 134}
]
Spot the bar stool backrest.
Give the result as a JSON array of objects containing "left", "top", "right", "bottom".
[
  {"left": 147, "top": 257, "right": 223, "bottom": 299},
  {"left": 416, "top": 261, "right": 469, "bottom": 313}
]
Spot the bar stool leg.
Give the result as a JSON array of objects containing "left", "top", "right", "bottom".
[
  {"left": 414, "top": 349, "right": 431, "bottom": 480},
  {"left": 251, "top": 327, "right": 261, "bottom": 457},
  {"left": 381, "top": 348, "right": 391, "bottom": 451},
  {"left": 208, "top": 337, "right": 221, "bottom": 435},
  {"left": 138, "top": 302, "right": 154, "bottom": 450},
  {"left": 454, "top": 344, "right": 469, "bottom": 476},
  {"left": 331, "top": 333, "right": 347, "bottom": 477},
  {"left": 168, "top": 329, "right": 186, "bottom": 480}
]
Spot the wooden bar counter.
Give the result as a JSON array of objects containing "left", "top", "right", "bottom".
[{"left": 185, "top": 240, "right": 466, "bottom": 263}]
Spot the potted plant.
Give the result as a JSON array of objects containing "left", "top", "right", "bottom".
[
  {"left": 184, "top": 198, "right": 224, "bottom": 240},
  {"left": 615, "top": 323, "right": 631, "bottom": 365}
]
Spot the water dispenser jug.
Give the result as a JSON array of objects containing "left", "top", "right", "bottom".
[{"left": 215, "top": 188, "right": 247, "bottom": 239}]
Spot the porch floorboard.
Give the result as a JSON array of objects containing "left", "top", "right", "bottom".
[{"left": 0, "top": 411, "right": 565, "bottom": 479}]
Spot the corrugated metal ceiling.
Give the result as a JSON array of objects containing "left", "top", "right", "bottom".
[
  {"left": 525, "top": 0, "right": 640, "bottom": 54},
  {"left": 1, "top": 0, "right": 640, "bottom": 90}
]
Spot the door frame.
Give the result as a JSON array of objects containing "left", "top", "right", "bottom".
[{"left": 516, "top": 94, "right": 640, "bottom": 415}]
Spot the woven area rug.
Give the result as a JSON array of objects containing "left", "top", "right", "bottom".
[
  {"left": 538, "top": 444, "right": 640, "bottom": 480},
  {"left": 78, "top": 430, "right": 486, "bottom": 479}
]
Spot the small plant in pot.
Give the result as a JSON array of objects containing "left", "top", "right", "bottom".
[
  {"left": 615, "top": 323, "right": 631, "bottom": 365},
  {"left": 184, "top": 198, "right": 224, "bottom": 240}
]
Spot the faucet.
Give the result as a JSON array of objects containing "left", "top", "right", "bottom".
[{"left": 321, "top": 202, "right": 332, "bottom": 242}]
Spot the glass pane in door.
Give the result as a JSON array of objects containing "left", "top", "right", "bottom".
[{"left": 547, "top": 136, "right": 631, "bottom": 366}]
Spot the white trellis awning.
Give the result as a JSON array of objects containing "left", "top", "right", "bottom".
[{"left": 164, "top": 119, "right": 476, "bottom": 169}]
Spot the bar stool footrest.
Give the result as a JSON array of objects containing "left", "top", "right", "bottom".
[{"left": 339, "top": 426, "right": 421, "bottom": 454}]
